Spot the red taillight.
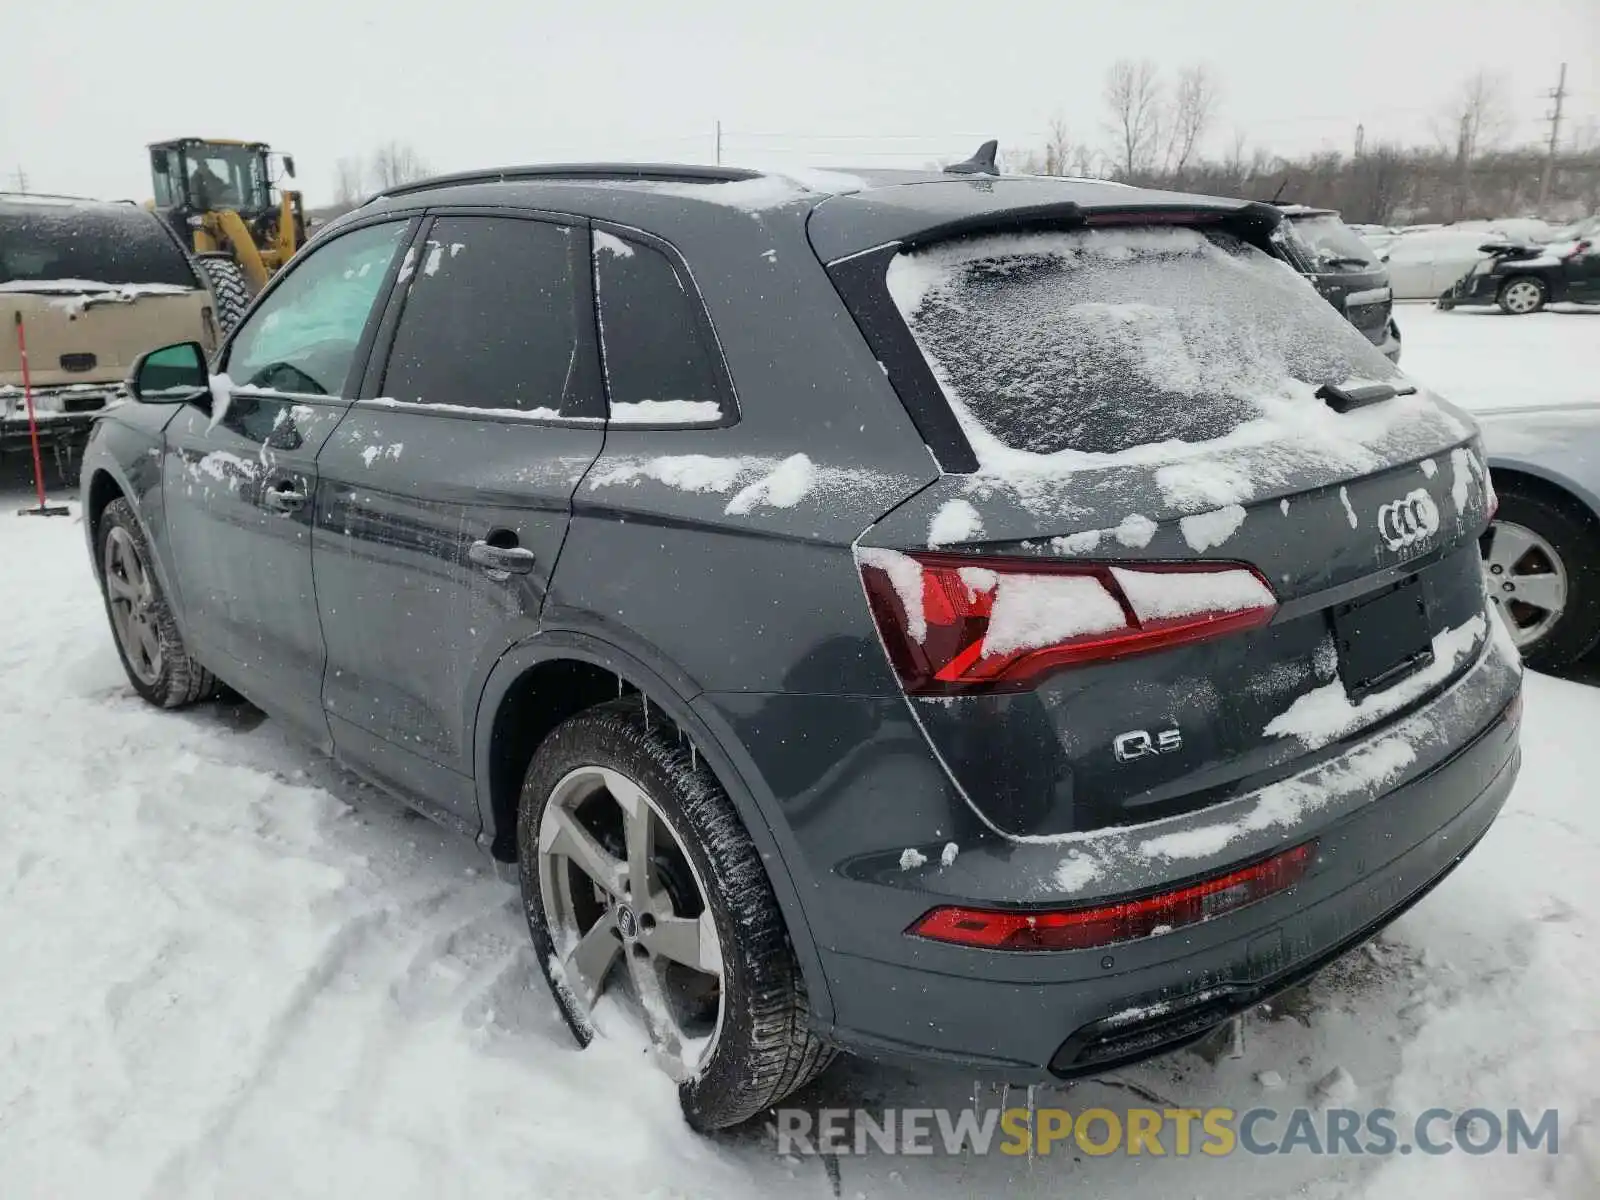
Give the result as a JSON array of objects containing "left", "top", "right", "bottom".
[
  {"left": 857, "top": 550, "right": 1276, "bottom": 696},
  {"left": 909, "top": 841, "right": 1318, "bottom": 951}
]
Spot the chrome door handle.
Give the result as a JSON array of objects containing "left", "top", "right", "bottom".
[
  {"left": 264, "top": 483, "right": 307, "bottom": 512},
  {"left": 469, "top": 540, "right": 537, "bottom": 575}
]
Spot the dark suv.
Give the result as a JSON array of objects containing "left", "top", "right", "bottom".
[
  {"left": 81, "top": 162, "right": 1521, "bottom": 1130},
  {"left": 1276, "top": 204, "right": 1402, "bottom": 361}
]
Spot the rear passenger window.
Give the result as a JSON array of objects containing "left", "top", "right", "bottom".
[
  {"left": 593, "top": 231, "right": 729, "bottom": 424},
  {"left": 382, "top": 216, "right": 591, "bottom": 416}
]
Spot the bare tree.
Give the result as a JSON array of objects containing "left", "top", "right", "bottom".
[
  {"left": 1069, "top": 142, "right": 1100, "bottom": 178},
  {"left": 1222, "top": 128, "right": 1250, "bottom": 189},
  {"left": 1164, "top": 65, "right": 1221, "bottom": 179},
  {"left": 1436, "top": 69, "right": 1511, "bottom": 161},
  {"left": 368, "top": 142, "right": 431, "bottom": 192},
  {"left": 1434, "top": 71, "right": 1509, "bottom": 220},
  {"left": 1041, "top": 116, "right": 1073, "bottom": 175},
  {"left": 1346, "top": 143, "right": 1408, "bottom": 224},
  {"left": 334, "top": 156, "right": 366, "bottom": 207},
  {"left": 1103, "top": 59, "right": 1164, "bottom": 178}
]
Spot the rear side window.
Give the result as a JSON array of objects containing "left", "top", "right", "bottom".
[
  {"left": 887, "top": 226, "right": 1401, "bottom": 457},
  {"left": 593, "top": 231, "right": 729, "bottom": 424},
  {"left": 0, "top": 203, "right": 197, "bottom": 288},
  {"left": 382, "top": 216, "right": 589, "bottom": 416}
]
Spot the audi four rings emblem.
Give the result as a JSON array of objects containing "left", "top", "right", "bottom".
[{"left": 1377, "top": 489, "right": 1441, "bottom": 550}]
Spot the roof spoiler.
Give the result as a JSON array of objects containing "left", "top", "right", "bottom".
[{"left": 897, "top": 198, "right": 1283, "bottom": 252}]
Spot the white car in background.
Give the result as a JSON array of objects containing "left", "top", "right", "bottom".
[
  {"left": 1382, "top": 227, "right": 1509, "bottom": 299},
  {"left": 1453, "top": 217, "right": 1556, "bottom": 245}
]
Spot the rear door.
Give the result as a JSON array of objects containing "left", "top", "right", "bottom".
[
  {"left": 161, "top": 217, "right": 413, "bottom": 744},
  {"left": 313, "top": 211, "right": 604, "bottom": 825},
  {"left": 841, "top": 220, "right": 1493, "bottom": 839}
]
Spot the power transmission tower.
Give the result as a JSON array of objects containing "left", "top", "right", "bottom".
[
  {"left": 1354, "top": 123, "right": 1365, "bottom": 158},
  {"left": 714, "top": 119, "right": 722, "bottom": 166},
  {"left": 7, "top": 165, "right": 28, "bottom": 193},
  {"left": 1537, "top": 62, "right": 1568, "bottom": 213}
]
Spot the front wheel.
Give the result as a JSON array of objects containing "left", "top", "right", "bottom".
[
  {"left": 518, "top": 698, "right": 833, "bottom": 1129},
  {"left": 97, "top": 498, "right": 219, "bottom": 706},
  {"left": 1497, "top": 276, "right": 1547, "bottom": 315},
  {"left": 194, "top": 254, "right": 252, "bottom": 334}
]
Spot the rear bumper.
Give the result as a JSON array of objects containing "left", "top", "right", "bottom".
[
  {"left": 702, "top": 608, "right": 1522, "bottom": 1077},
  {"left": 823, "top": 691, "right": 1517, "bottom": 1078},
  {"left": 1, "top": 386, "right": 119, "bottom": 450}
]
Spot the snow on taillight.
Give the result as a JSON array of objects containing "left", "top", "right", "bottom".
[{"left": 857, "top": 549, "right": 1277, "bottom": 696}]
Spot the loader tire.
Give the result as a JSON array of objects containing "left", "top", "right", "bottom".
[{"left": 195, "top": 255, "right": 252, "bottom": 334}]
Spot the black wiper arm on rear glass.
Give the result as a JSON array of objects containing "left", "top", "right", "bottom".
[{"left": 1316, "top": 380, "right": 1417, "bottom": 413}]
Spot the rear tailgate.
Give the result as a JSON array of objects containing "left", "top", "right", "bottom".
[
  {"left": 1, "top": 289, "right": 215, "bottom": 390},
  {"left": 833, "top": 214, "right": 1493, "bottom": 839}
]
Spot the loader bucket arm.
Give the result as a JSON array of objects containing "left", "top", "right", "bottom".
[
  {"left": 273, "top": 189, "right": 301, "bottom": 263},
  {"left": 205, "top": 210, "right": 272, "bottom": 291}
]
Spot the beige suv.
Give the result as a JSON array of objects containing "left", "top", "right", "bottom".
[{"left": 2, "top": 194, "right": 219, "bottom": 481}]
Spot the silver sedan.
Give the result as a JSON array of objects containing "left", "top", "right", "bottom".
[{"left": 1476, "top": 403, "right": 1600, "bottom": 668}]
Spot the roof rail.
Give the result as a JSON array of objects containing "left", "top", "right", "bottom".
[{"left": 375, "top": 162, "right": 764, "bottom": 201}]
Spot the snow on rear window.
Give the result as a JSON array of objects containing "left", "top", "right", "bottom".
[{"left": 886, "top": 226, "right": 1402, "bottom": 459}]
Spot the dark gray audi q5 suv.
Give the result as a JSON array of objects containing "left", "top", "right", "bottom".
[{"left": 80, "top": 156, "right": 1521, "bottom": 1129}]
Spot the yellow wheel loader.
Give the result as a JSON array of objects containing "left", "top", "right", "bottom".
[{"left": 148, "top": 138, "right": 305, "bottom": 331}]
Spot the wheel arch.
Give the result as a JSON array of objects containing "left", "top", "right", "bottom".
[
  {"left": 471, "top": 630, "right": 834, "bottom": 1024},
  {"left": 1489, "top": 460, "right": 1600, "bottom": 535},
  {"left": 85, "top": 466, "right": 127, "bottom": 568}
]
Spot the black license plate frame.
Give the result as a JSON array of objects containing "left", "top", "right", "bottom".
[{"left": 1332, "top": 576, "right": 1435, "bottom": 703}]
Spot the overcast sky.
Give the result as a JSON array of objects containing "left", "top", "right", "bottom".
[{"left": 3, "top": 0, "right": 1596, "bottom": 205}]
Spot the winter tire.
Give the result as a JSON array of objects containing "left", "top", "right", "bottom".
[
  {"left": 518, "top": 697, "right": 833, "bottom": 1130},
  {"left": 97, "top": 498, "right": 219, "bottom": 707},
  {"left": 195, "top": 254, "right": 252, "bottom": 334},
  {"left": 1480, "top": 485, "right": 1600, "bottom": 669},
  {"left": 1496, "top": 276, "right": 1546, "bottom": 315}
]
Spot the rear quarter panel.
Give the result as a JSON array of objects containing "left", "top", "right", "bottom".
[{"left": 1477, "top": 405, "right": 1600, "bottom": 520}]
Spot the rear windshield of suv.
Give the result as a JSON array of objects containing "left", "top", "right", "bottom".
[
  {"left": 1287, "top": 213, "right": 1381, "bottom": 273},
  {"left": 887, "top": 226, "right": 1400, "bottom": 458},
  {"left": 0, "top": 203, "right": 198, "bottom": 288}
]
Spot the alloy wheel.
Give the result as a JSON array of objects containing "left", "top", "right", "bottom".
[
  {"left": 104, "top": 526, "right": 163, "bottom": 685},
  {"left": 1481, "top": 519, "right": 1567, "bottom": 649},
  {"left": 1501, "top": 279, "right": 1543, "bottom": 314},
  {"left": 536, "top": 765, "right": 724, "bottom": 1080}
]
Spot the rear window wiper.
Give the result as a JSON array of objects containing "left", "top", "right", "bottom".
[
  {"left": 1317, "top": 254, "right": 1373, "bottom": 269},
  {"left": 1316, "top": 380, "right": 1417, "bottom": 412}
]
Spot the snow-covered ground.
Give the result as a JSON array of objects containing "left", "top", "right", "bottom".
[
  {"left": 2, "top": 303, "right": 1598, "bottom": 1198},
  {"left": 1396, "top": 301, "right": 1599, "bottom": 412}
]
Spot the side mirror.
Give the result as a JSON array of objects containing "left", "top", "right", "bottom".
[
  {"left": 128, "top": 342, "right": 208, "bottom": 404},
  {"left": 282, "top": 155, "right": 297, "bottom": 179}
]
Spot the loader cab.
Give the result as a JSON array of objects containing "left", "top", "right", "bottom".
[
  {"left": 150, "top": 139, "right": 284, "bottom": 225},
  {"left": 148, "top": 138, "right": 304, "bottom": 292}
]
